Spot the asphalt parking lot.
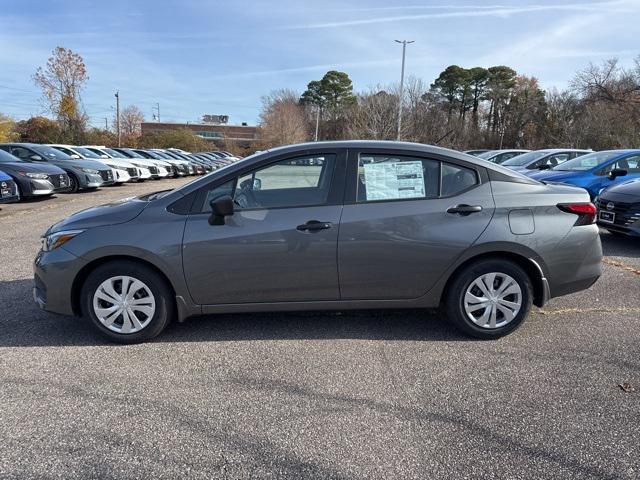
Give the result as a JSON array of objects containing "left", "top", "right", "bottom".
[{"left": 1, "top": 180, "right": 639, "bottom": 480}]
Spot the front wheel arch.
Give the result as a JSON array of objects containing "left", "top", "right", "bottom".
[{"left": 71, "top": 255, "right": 176, "bottom": 317}]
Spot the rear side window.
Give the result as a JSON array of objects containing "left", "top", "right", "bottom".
[{"left": 357, "top": 154, "right": 477, "bottom": 202}]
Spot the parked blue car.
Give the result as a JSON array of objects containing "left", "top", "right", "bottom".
[
  {"left": 527, "top": 150, "right": 640, "bottom": 199},
  {"left": 0, "top": 169, "right": 20, "bottom": 204}
]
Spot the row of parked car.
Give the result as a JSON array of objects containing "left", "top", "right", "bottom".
[
  {"left": 465, "top": 148, "right": 640, "bottom": 237},
  {"left": 0, "top": 144, "right": 241, "bottom": 204}
]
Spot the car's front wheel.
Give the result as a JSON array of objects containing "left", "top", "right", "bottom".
[
  {"left": 81, "top": 261, "right": 174, "bottom": 343},
  {"left": 444, "top": 259, "right": 533, "bottom": 339}
]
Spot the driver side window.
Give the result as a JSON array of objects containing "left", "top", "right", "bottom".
[{"left": 199, "top": 154, "right": 336, "bottom": 212}]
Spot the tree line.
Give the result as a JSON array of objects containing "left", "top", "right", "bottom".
[
  {"left": 0, "top": 47, "right": 224, "bottom": 153},
  {"left": 1, "top": 46, "right": 638, "bottom": 154},
  {"left": 259, "top": 57, "right": 640, "bottom": 151}
]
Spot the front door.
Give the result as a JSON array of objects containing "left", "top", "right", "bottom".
[
  {"left": 338, "top": 149, "right": 495, "bottom": 300},
  {"left": 182, "top": 152, "right": 345, "bottom": 305}
]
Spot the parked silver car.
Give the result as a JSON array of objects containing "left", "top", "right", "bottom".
[{"left": 34, "top": 141, "right": 602, "bottom": 343}]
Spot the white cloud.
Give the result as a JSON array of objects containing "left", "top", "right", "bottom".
[{"left": 285, "top": 1, "right": 634, "bottom": 29}]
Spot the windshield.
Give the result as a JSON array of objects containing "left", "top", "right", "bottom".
[
  {"left": 552, "top": 151, "right": 619, "bottom": 171},
  {"left": 104, "top": 148, "right": 128, "bottom": 158},
  {"left": 502, "top": 151, "right": 549, "bottom": 166},
  {"left": 476, "top": 151, "right": 497, "bottom": 160},
  {"left": 122, "top": 149, "right": 145, "bottom": 159},
  {"left": 152, "top": 151, "right": 172, "bottom": 159},
  {"left": 73, "top": 147, "right": 102, "bottom": 159},
  {"left": 0, "top": 149, "right": 22, "bottom": 163},
  {"left": 33, "top": 145, "right": 73, "bottom": 160},
  {"left": 141, "top": 150, "right": 163, "bottom": 160}
]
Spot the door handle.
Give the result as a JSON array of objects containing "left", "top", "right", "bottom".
[
  {"left": 446, "top": 204, "right": 483, "bottom": 216},
  {"left": 296, "top": 220, "right": 333, "bottom": 232}
]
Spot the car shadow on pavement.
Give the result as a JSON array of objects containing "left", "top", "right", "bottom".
[
  {"left": 600, "top": 229, "right": 640, "bottom": 258},
  {"left": 0, "top": 279, "right": 470, "bottom": 348}
]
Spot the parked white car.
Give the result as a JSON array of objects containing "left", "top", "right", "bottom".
[
  {"left": 48, "top": 145, "right": 137, "bottom": 184},
  {"left": 83, "top": 146, "right": 151, "bottom": 181},
  {"left": 101, "top": 147, "right": 171, "bottom": 179}
]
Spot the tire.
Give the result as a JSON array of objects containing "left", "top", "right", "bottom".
[
  {"left": 81, "top": 260, "right": 174, "bottom": 343},
  {"left": 444, "top": 259, "right": 533, "bottom": 339},
  {"left": 68, "top": 173, "right": 79, "bottom": 193}
]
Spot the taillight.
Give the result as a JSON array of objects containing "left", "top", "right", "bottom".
[{"left": 557, "top": 203, "right": 597, "bottom": 226}]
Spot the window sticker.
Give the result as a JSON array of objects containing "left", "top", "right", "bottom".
[{"left": 363, "top": 161, "right": 425, "bottom": 201}]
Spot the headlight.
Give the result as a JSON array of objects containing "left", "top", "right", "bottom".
[
  {"left": 81, "top": 168, "right": 100, "bottom": 174},
  {"left": 41, "top": 229, "right": 84, "bottom": 252},
  {"left": 22, "top": 172, "right": 49, "bottom": 179}
]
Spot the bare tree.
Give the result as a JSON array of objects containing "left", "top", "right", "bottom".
[
  {"left": 259, "top": 89, "right": 308, "bottom": 147},
  {"left": 33, "top": 47, "right": 88, "bottom": 143},
  {"left": 346, "top": 86, "right": 397, "bottom": 140},
  {"left": 119, "top": 105, "right": 145, "bottom": 138}
]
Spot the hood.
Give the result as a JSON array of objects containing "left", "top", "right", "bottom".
[
  {"left": 0, "top": 161, "right": 67, "bottom": 175},
  {"left": 70, "top": 159, "right": 111, "bottom": 170},
  {"left": 47, "top": 196, "right": 149, "bottom": 234},
  {"left": 527, "top": 170, "right": 581, "bottom": 182},
  {"left": 599, "top": 179, "right": 640, "bottom": 199}
]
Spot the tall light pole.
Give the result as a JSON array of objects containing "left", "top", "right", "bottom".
[
  {"left": 114, "top": 91, "right": 121, "bottom": 147},
  {"left": 395, "top": 39, "right": 414, "bottom": 141},
  {"left": 153, "top": 103, "right": 160, "bottom": 123},
  {"left": 314, "top": 105, "right": 320, "bottom": 141}
]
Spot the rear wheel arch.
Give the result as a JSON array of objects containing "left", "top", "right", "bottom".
[
  {"left": 441, "top": 251, "right": 546, "bottom": 308},
  {"left": 71, "top": 255, "right": 176, "bottom": 316}
]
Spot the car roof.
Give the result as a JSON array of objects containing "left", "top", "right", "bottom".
[
  {"left": 534, "top": 148, "right": 592, "bottom": 153},
  {"left": 242, "top": 141, "right": 541, "bottom": 180}
]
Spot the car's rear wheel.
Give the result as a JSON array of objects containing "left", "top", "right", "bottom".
[
  {"left": 444, "top": 259, "right": 533, "bottom": 339},
  {"left": 81, "top": 261, "right": 174, "bottom": 343}
]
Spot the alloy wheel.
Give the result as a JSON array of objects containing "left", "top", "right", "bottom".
[
  {"left": 463, "top": 272, "right": 522, "bottom": 329},
  {"left": 92, "top": 275, "right": 156, "bottom": 334}
]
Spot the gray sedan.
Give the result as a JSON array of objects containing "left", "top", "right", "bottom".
[
  {"left": 34, "top": 141, "right": 602, "bottom": 343},
  {"left": 0, "top": 143, "right": 113, "bottom": 192}
]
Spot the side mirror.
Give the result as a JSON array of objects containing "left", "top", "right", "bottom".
[
  {"left": 537, "top": 164, "right": 551, "bottom": 170},
  {"left": 30, "top": 155, "right": 43, "bottom": 161},
  {"left": 70, "top": 154, "right": 80, "bottom": 159},
  {"left": 608, "top": 168, "right": 627, "bottom": 180},
  {"left": 208, "top": 195, "right": 234, "bottom": 225}
]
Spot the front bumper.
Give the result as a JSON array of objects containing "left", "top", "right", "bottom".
[
  {"left": 28, "top": 179, "right": 55, "bottom": 196},
  {"left": 596, "top": 197, "right": 640, "bottom": 237},
  {"left": 82, "top": 173, "right": 105, "bottom": 188},
  {"left": 33, "top": 246, "right": 83, "bottom": 317}
]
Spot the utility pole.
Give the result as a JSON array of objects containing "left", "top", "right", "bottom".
[
  {"left": 114, "top": 91, "right": 121, "bottom": 147},
  {"left": 395, "top": 39, "right": 414, "bottom": 141},
  {"left": 314, "top": 105, "right": 320, "bottom": 141},
  {"left": 153, "top": 103, "right": 160, "bottom": 123},
  {"left": 104, "top": 117, "right": 108, "bottom": 130}
]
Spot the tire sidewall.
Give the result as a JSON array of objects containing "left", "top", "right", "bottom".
[
  {"left": 446, "top": 260, "right": 533, "bottom": 339},
  {"left": 81, "top": 261, "right": 172, "bottom": 343},
  {"left": 68, "top": 173, "right": 79, "bottom": 193}
]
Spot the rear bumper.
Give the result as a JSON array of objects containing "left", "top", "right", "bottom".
[{"left": 547, "top": 225, "right": 603, "bottom": 299}]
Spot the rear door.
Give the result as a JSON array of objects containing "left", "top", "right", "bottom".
[{"left": 338, "top": 149, "right": 494, "bottom": 300}]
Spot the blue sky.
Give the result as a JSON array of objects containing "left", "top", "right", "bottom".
[{"left": 1, "top": 0, "right": 638, "bottom": 127}]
